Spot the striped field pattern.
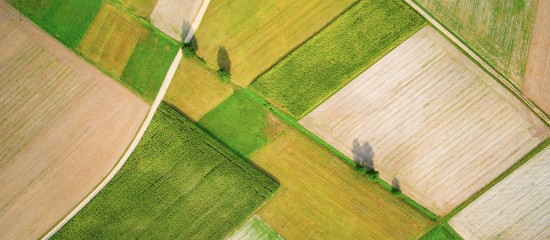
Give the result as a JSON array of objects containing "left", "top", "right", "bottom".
[
  {"left": 449, "top": 145, "right": 550, "bottom": 239},
  {"left": 300, "top": 26, "right": 549, "bottom": 216}
]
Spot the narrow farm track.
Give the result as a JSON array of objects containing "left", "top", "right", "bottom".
[
  {"left": 449, "top": 145, "right": 550, "bottom": 239},
  {"left": 403, "top": 0, "right": 550, "bottom": 126},
  {"left": 300, "top": 26, "right": 549, "bottom": 216},
  {"left": 44, "top": 0, "right": 213, "bottom": 237}
]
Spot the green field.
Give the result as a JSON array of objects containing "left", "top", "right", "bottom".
[
  {"left": 121, "top": 30, "right": 179, "bottom": 102},
  {"left": 198, "top": 90, "right": 287, "bottom": 157},
  {"left": 420, "top": 224, "right": 462, "bottom": 240},
  {"left": 250, "top": 0, "right": 425, "bottom": 118},
  {"left": 53, "top": 103, "right": 278, "bottom": 239},
  {"left": 8, "top": 0, "right": 101, "bottom": 48},
  {"left": 227, "top": 216, "right": 282, "bottom": 240},
  {"left": 414, "top": 0, "right": 537, "bottom": 86}
]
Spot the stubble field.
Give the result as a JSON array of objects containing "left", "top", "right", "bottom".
[
  {"left": 0, "top": 6, "right": 148, "bottom": 238},
  {"left": 449, "top": 143, "right": 550, "bottom": 239},
  {"left": 300, "top": 26, "right": 549, "bottom": 216},
  {"left": 150, "top": 0, "right": 203, "bottom": 40},
  {"left": 523, "top": 1, "right": 550, "bottom": 115},
  {"left": 414, "top": 0, "right": 537, "bottom": 86}
]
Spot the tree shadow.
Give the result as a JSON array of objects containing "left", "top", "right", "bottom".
[
  {"left": 181, "top": 20, "right": 191, "bottom": 41},
  {"left": 391, "top": 178, "right": 400, "bottom": 193},
  {"left": 351, "top": 139, "right": 374, "bottom": 171},
  {"left": 217, "top": 46, "right": 231, "bottom": 71}
]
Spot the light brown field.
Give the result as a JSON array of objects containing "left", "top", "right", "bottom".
[
  {"left": 164, "top": 57, "right": 233, "bottom": 120},
  {"left": 300, "top": 26, "right": 549, "bottom": 216},
  {"left": 252, "top": 130, "right": 433, "bottom": 240},
  {"left": 523, "top": 1, "right": 550, "bottom": 115},
  {"left": 0, "top": 6, "right": 148, "bottom": 239},
  {"left": 150, "top": 0, "right": 203, "bottom": 41},
  {"left": 78, "top": 3, "right": 145, "bottom": 77},
  {"left": 449, "top": 144, "right": 550, "bottom": 239},
  {"left": 118, "top": 0, "right": 158, "bottom": 18}
]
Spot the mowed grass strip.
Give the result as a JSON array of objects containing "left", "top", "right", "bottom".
[
  {"left": 420, "top": 224, "right": 462, "bottom": 240},
  {"left": 250, "top": 0, "right": 425, "bottom": 119},
  {"left": 414, "top": 0, "right": 537, "bottom": 86},
  {"left": 53, "top": 103, "right": 278, "bottom": 239},
  {"left": 8, "top": 0, "right": 101, "bottom": 48},
  {"left": 198, "top": 90, "right": 287, "bottom": 157},
  {"left": 252, "top": 130, "right": 434, "bottom": 239},
  {"left": 165, "top": 56, "right": 234, "bottom": 121},
  {"left": 120, "top": 30, "right": 179, "bottom": 102},
  {"left": 193, "top": 0, "right": 357, "bottom": 86}
]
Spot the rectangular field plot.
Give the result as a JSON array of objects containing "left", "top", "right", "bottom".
[
  {"left": 150, "top": 0, "right": 203, "bottom": 40},
  {"left": 193, "top": 0, "right": 357, "bottom": 86},
  {"left": 252, "top": 130, "right": 433, "bottom": 239},
  {"left": 118, "top": 0, "right": 158, "bottom": 18},
  {"left": 300, "top": 26, "right": 549, "bottom": 216},
  {"left": 449, "top": 144, "right": 550, "bottom": 239},
  {"left": 250, "top": 0, "right": 424, "bottom": 118},
  {"left": 227, "top": 216, "right": 282, "bottom": 240},
  {"left": 53, "top": 104, "right": 278, "bottom": 239},
  {"left": 414, "top": 0, "right": 537, "bottom": 86},
  {"left": 0, "top": 6, "right": 148, "bottom": 238}
]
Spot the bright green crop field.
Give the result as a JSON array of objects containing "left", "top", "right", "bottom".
[
  {"left": 250, "top": 0, "right": 425, "bottom": 119},
  {"left": 420, "top": 224, "right": 462, "bottom": 240},
  {"left": 53, "top": 103, "right": 278, "bottom": 239},
  {"left": 121, "top": 30, "right": 179, "bottom": 102},
  {"left": 198, "top": 90, "right": 287, "bottom": 157},
  {"left": 9, "top": 0, "right": 102, "bottom": 48}
]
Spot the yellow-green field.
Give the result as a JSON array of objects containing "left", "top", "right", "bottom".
[
  {"left": 193, "top": 0, "right": 357, "bottom": 86},
  {"left": 78, "top": 3, "right": 145, "bottom": 77},
  {"left": 118, "top": 0, "right": 158, "bottom": 18},
  {"left": 252, "top": 130, "right": 434, "bottom": 239},
  {"left": 165, "top": 57, "right": 234, "bottom": 120}
]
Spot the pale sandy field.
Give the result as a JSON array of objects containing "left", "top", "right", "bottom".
[
  {"left": 300, "top": 26, "right": 549, "bottom": 216},
  {"left": 0, "top": 4, "right": 148, "bottom": 239},
  {"left": 449, "top": 145, "right": 550, "bottom": 239},
  {"left": 150, "top": 0, "right": 203, "bottom": 41},
  {"left": 524, "top": 0, "right": 550, "bottom": 115}
]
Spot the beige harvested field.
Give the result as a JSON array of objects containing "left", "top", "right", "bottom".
[
  {"left": 449, "top": 145, "right": 550, "bottom": 239},
  {"left": 0, "top": 6, "right": 148, "bottom": 239},
  {"left": 524, "top": 1, "right": 550, "bottom": 115},
  {"left": 150, "top": 0, "right": 203, "bottom": 41},
  {"left": 300, "top": 26, "right": 549, "bottom": 216}
]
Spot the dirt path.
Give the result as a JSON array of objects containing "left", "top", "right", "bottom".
[
  {"left": 403, "top": 0, "right": 550, "bottom": 126},
  {"left": 183, "top": 0, "right": 211, "bottom": 43},
  {"left": 523, "top": 0, "right": 550, "bottom": 115}
]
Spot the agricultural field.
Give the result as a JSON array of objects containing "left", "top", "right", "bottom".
[
  {"left": 420, "top": 224, "right": 462, "bottom": 240},
  {"left": 118, "top": 0, "right": 158, "bottom": 19},
  {"left": 250, "top": 0, "right": 425, "bottom": 118},
  {"left": 414, "top": 0, "right": 537, "bottom": 86},
  {"left": 193, "top": 0, "right": 357, "bottom": 86},
  {"left": 252, "top": 130, "right": 434, "bottom": 239},
  {"left": 150, "top": 0, "right": 203, "bottom": 41},
  {"left": 198, "top": 90, "right": 287, "bottom": 157},
  {"left": 53, "top": 103, "right": 278, "bottom": 239},
  {"left": 449, "top": 144, "right": 550, "bottom": 239},
  {"left": 7, "top": 0, "right": 101, "bottom": 48},
  {"left": 523, "top": 2, "right": 550, "bottom": 115},
  {"left": 77, "top": 2, "right": 179, "bottom": 102},
  {"left": 300, "top": 26, "right": 549, "bottom": 216},
  {"left": 227, "top": 216, "right": 282, "bottom": 240},
  {"left": 164, "top": 56, "right": 234, "bottom": 121},
  {"left": 0, "top": 6, "right": 148, "bottom": 238}
]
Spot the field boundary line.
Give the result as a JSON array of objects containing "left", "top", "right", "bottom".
[
  {"left": 42, "top": 49, "right": 183, "bottom": 239},
  {"left": 403, "top": 0, "right": 550, "bottom": 126}
]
